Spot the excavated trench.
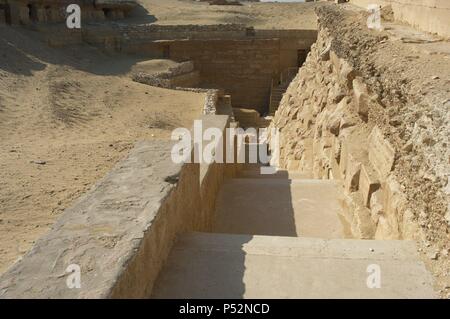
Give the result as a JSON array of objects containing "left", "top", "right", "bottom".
[
  {"left": 149, "top": 6, "right": 449, "bottom": 298},
  {"left": 0, "top": 5, "right": 447, "bottom": 299}
]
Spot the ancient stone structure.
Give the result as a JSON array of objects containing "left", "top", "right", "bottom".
[
  {"left": 0, "top": 115, "right": 245, "bottom": 298},
  {"left": 0, "top": 0, "right": 138, "bottom": 25},
  {"left": 132, "top": 61, "right": 201, "bottom": 89},
  {"left": 270, "top": 5, "right": 449, "bottom": 245},
  {"left": 0, "top": 3, "right": 447, "bottom": 299},
  {"left": 349, "top": 0, "right": 450, "bottom": 37},
  {"left": 82, "top": 25, "right": 316, "bottom": 114}
]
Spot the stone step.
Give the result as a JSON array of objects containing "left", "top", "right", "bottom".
[
  {"left": 213, "top": 178, "right": 350, "bottom": 238},
  {"left": 239, "top": 169, "right": 313, "bottom": 179},
  {"left": 151, "top": 232, "right": 436, "bottom": 299}
]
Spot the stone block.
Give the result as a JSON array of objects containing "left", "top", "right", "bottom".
[
  {"left": 400, "top": 209, "right": 419, "bottom": 240},
  {"left": 286, "top": 159, "right": 300, "bottom": 171},
  {"left": 352, "top": 77, "right": 369, "bottom": 121},
  {"left": 344, "top": 153, "right": 361, "bottom": 193},
  {"left": 369, "top": 189, "right": 384, "bottom": 224},
  {"left": 330, "top": 156, "right": 342, "bottom": 180},
  {"left": 383, "top": 176, "right": 407, "bottom": 219},
  {"left": 351, "top": 205, "right": 376, "bottom": 239},
  {"left": 339, "top": 60, "right": 357, "bottom": 89},
  {"left": 368, "top": 127, "right": 395, "bottom": 179},
  {"left": 375, "top": 216, "right": 400, "bottom": 240},
  {"left": 327, "top": 97, "right": 348, "bottom": 136},
  {"left": 339, "top": 140, "right": 348, "bottom": 177},
  {"left": 374, "top": 175, "right": 406, "bottom": 239},
  {"left": 359, "top": 164, "right": 380, "bottom": 207},
  {"left": 340, "top": 193, "right": 355, "bottom": 226}
]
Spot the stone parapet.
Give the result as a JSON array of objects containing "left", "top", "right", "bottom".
[{"left": 0, "top": 114, "right": 242, "bottom": 298}]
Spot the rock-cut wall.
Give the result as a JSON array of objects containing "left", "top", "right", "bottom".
[
  {"left": 270, "top": 5, "right": 449, "bottom": 252},
  {"left": 272, "top": 27, "right": 407, "bottom": 240}
]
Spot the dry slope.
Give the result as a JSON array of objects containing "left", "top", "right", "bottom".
[{"left": 0, "top": 26, "right": 203, "bottom": 274}]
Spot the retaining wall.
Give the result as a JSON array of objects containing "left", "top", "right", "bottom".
[
  {"left": 0, "top": 114, "right": 242, "bottom": 298},
  {"left": 0, "top": 0, "right": 138, "bottom": 25},
  {"left": 83, "top": 27, "right": 316, "bottom": 113},
  {"left": 270, "top": 6, "right": 427, "bottom": 240}
]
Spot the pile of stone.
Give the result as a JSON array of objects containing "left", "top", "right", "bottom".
[{"left": 132, "top": 61, "right": 200, "bottom": 89}]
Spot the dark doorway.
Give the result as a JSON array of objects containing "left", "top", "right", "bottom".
[
  {"left": 1, "top": 4, "right": 11, "bottom": 24},
  {"left": 103, "top": 8, "right": 112, "bottom": 19},
  {"left": 27, "top": 4, "right": 38, "bottom": 23}
]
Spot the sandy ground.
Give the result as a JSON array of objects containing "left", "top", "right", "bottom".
[
  {"left": 0, "top": 26, "right": 204, "bottom": 274},
  {"left": 131, "top": 0, "right": 321, "bottom": 29},
  {"left": 0, "top": 0, "right": 322, "bottom": 274}
]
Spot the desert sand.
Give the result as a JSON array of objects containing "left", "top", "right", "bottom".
[
  {"left": 0, "top": 27, "right": 204, "bottom": 273},
  {"left": 0, "top": 0, "right": 323, "bottom": 274}
]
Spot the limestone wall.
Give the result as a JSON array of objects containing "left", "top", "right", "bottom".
[
  {"left": 270, "top": 6, "right": 449, "bottom": 242},
  {"left": 168, "top": 38, "right": 281, "bottom": 114},
  {"left": 82, "top": 25, "right": 316, "bottom": 114},
  {"left": 349, "top": 0, "right": 450, "bottom": 37},
  {"left": 0, "top": 115, "right": 243, "bottom": 298},
  {"left": 271, "top": 33, "right": 411, "bottom": 239}
]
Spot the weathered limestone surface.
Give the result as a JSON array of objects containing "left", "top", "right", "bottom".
[
  {"left": 270, "top": 7, "right": 422, "bottom": 240},
  {"left": 368, "top": 127, "right": 395, "bottom": 179},
  {"left": 1, "top": 140, "right": 190, "bottom": 298},
  {"left": 132, "top": 61, "right": 201, "bottom": 89},
  {"left": 152, "top": 232, "right": 436, "bottom": 298},
  {"left": 213, "top": 179, "right": 347, "bottom": 239}
]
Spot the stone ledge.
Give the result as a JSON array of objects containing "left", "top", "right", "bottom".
[
  {"left": 0, "top": 112, "right": 242, "bottom": 298},
  {"left": 0, "top": 140, "right": 193, "bottom": 298}
]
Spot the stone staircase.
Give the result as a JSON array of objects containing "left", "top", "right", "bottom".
[
  {"left": 151, "top": 167, "right": 436, "bottom": 298},
  {"left": 269, "top": 82, "right": 289, "bottom": 116},
  {"left": 269, "top": 67, "right": 298, "bottom": 115}
]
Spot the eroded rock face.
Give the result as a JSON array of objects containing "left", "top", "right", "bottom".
[{"left": 270, "top": 6, "right": 449, "bottom": 291}]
